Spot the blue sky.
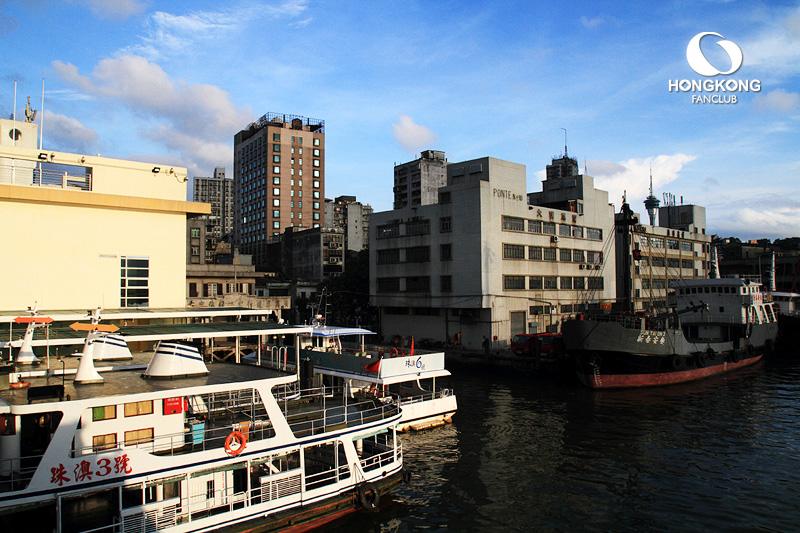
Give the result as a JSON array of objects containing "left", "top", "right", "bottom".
[{"left": 2, "top": 0, "right": 799, "bottom": 239}]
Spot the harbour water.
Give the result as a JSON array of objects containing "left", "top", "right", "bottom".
[{"left": 322, "top": 353, "right": 800, "bottom": 532}]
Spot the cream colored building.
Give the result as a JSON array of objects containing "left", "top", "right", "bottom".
[{"left": 0, "top": 119, "right": 209, "bottom": 311}]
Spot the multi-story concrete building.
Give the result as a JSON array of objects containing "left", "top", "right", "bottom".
[
  {"left": 193, "top": 167, "right": 233, "bottom": 262},
  {"left": 324, "top": 195, "right": 373, "bottom": 252},
  {"left": 618, "top": 201, "right": 712, "bottom": 312},
  {"left": 234, "top": 113, "right": 325, "bottom": 267},
  {"left": 393, "top": 149, "right": 448, "bottom": 209},
  {"left": 370, "top": 155, "right": 616, "bottom": 350},
  {"left": 0, "top": 119, "right": 209, "bottom": 311},
  {"left": 275, "top": 226, "right": 344, "bottom": 282}
]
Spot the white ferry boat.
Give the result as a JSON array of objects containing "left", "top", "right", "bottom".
[
  {"left": 0, "top": 315, "right": 404, "bottom": 532},
  {"left": 295, "top": 325, "right": 457, "bottom": 432}
]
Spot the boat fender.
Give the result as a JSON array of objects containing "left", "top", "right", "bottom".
[
  {"left": 358, "top": 482, "right": 380, "bottom": 510},
  {"left": 224, "top": 430, "right": 247, "bottom": 456},
  {"left": 695, "top": 352, "right": 707, "bottom": 368},
  {"left": 669, "top": 355, "right": 681, "bottom": 371},
  {"left": 729, "top": 350, "right": 740, "bottom": 363}
]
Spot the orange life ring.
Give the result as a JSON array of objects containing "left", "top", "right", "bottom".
[
  {"left": 392, "top": 348, "right": 399, "bottom": 357},
  {"left": 224, "top": 430, "right": 247, "bottom": 456}
]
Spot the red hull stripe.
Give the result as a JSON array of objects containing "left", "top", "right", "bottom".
[{"left": 578, "top": 355, "right": 763, "bottom": 389}]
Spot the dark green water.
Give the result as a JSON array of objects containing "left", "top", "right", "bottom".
[{"left": 321, "top": 354, "right": 800, "bottom": 532}]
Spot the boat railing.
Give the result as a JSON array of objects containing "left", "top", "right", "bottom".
[
  {"left": 397, "top": 388, "right": 454, "bottom": 406},
  {"left": 77, "top": 521, "right": 122, "bottom": 533},
  {"left": 285, "top": 390, "right": 400, "bottom": 438},
  {"left": 584, "top": 313, "right": 671, "bottom": 331},
  {"left": 340, "top": 342, "right": 438, "bottom": 357},
  {"left": 0, "top": 456, "right": 41, "bottom": 492},
  {"left": 122, "top": 501, "right": 180, "bottom": 532}
]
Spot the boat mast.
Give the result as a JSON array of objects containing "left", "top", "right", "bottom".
[{"left": 617, "top": 193, "right": 638, "bottom": 313}]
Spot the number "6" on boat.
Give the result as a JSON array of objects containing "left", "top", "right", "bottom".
[{"left": 224, "top": 430, "right": 247, "bottom": 456}]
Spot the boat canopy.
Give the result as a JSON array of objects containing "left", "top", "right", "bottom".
[{"left": 296, "top": 326, "right": 375, "bottom": 337}]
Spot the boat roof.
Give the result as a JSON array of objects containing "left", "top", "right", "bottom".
[
  {"left": 0, "top": 354, "right": 289, "bottom": 409},
  {"left": 1, "top": 321, "right": 312, "bottom": 348},
  {"left": 770, "top": 291, "right": 800, "bottom": 298},
  {"left": 296, "top": 325, "right": 376, "bottom": 337}
]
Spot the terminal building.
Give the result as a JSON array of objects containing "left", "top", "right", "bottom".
[
  {"left": 0, "top": 117, "right": 209, "bottom": 312},
  {"left": 370, "top": 152, "right": 616, "bottom": 351}
]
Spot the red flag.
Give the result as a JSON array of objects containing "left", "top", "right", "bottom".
[
  {"left": 410, "top": 337, "right": 414, "bottom": 356},
  {"left": 365, "top": 359, "right": 380, "bottom": 373}
]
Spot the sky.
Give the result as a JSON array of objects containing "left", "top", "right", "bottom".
[{"left": 2, "top": 0, "right": 800, "bottom": 240}]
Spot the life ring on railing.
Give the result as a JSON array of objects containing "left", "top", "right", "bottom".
[
  {"left": 357, "top": 482, "right": 380, "bottom": 510},
  {"left": 224, "top": 430, "right": 247, "bottom": 456}
]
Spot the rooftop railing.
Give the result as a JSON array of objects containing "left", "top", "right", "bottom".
[{"left": 0, "top": 161, "right": 92, "bottom": 191}]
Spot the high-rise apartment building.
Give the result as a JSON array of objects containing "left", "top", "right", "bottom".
[
  {"left": 193, "top": 167, "right": 233, "bottom": 262},
  {"left": 393, "top": 150, "right": 448, "bottom": 209},
  {"left": 234, "top": 113, "right": 325, "bottom": 267},
  {"left": 325, "top": 195, "right": 373, "bottom": 252}
]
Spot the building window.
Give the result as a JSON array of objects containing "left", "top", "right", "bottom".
[
  {"left": 124, "top": 400, "right": 153, "bottom": 417},
  {"left": 313, "top": 212, "right": 320, "bottom": 220},
  {"left": 313, "top": 159, "right": 320, "bottom": 167},
  {"left": 190, "top": 228, "right": 200, "bottom": 238},
  {"left": 313, "top": 201, "right": 320, "bottom": 209},
  {"left": 528, "top": 220, "right": 542, "bottom": 233},
  {"left": 273, "top": 133, "right": 280, "bottom": 141},
  {"left": 313, "top": 170, "right": 320, "bottom": 178},
  {"left": 587, "top": 277, "right": 604, "bottom": 290},
  {"left": 572, "top": 226, "right": 584, "bottom": 238},
  {"left": 313, "top": 149, "right": 320, "bottom": 156},
  {"left": 120, "top": 256, "right": 149, "bottom": 308},
  {"left": 405, "top": 246, "right": 430, "bottom": 262},
  {"left": 542, "top": 222, "right": 557, "bottom": 235},
  {"left": 273, "top": 143, "right": 280, "bottom": 151},
  {"left": 587, "top": 251, "right": 603, "bottom": 263},
  {"left": 406, "top": 276, "right": 430, "bottom": 292},
  {"left": 441, "top": 276, "right": 452, "bottom": 292},
  {"left": 273, "top": 166, "right": 280, "bottom": 174},
  {"left": 544, "top": 276, "right": 558, "bottom": 289},
  {"left": 273, "top": 155, "right": 280, "bottom": 163},
  {"left": 92, "top": 405, "right": 117, "bottom": 422},
  {"left": 273, "top": 199, "right": 280, "bottom": 207},
  {"left": 273, "top": 187, "right": 280, "bottom": 196},
  {"left": 377, "top": 223, "right": 400, "bottom": 239},
  {"left": 440, "top": 216, "right": 452, "bottom": 232},
  {"left": 528, "top": 246, "right": 543, "bottom": 260},
  {"left": 405, "top": 219, "right": 430, "bottom": 235},
  {"left": 529, "top": 276, "right": 543, "bottom": 289},
  {"left": 440, "top": 244, "right": 452, "bottom": 261},
  {"left": 377, "top": 278, "right": 401, "bottom": 293},
  {"left": 504, "top": 244, "right": 526, "bottom": 259},
  {"left": 273, "top": 221, "right": 281, "bottom": 228},
  {"left": 439, "top": 191, "right": 452, "bottom": 204},
  {"left": 313, "top": 191, "right": 320, "bottom": 199},
  {"left": 503, "top": 275, "right": 526, "bottom": 290},
  {"left": 502, "top": 216, "right": 525, "bottom": 232},
  {"left": 574, "top": 277, "right": 585, "bottom": 290},
  {"left": 377, "top": 249, "right": 400, "bottom": 264},
  {"left": 559, "top": 249, "right": 572, "bottom": 262},
  {"left": 314, "top": 180, "right": 320, "bottom": 188},
  {"left": 543, "top": 248, "right": 557, "bottom": 261},
  {"left": 273, "top": 177, "right": 280, "bottom": 185},
  {"left": 273, "top": 210, "right": 280, "bottom": 217},
  {"left": 314, "top": 138, "right": 320, "bottom": 146},
  {"left": 587, "top": 228, "right": 603, "bottom": 240},
  {"left": 573, "top": 250, "right": 585, "bottom": 262},
  {"left": 560, "top": 277, "right": 573, "bottom": 290},
  {"left": 559, "top": 224, "right": 572, "bottom": 237},
  {"left": 124, "top": 428, "right": 154, "bottom": 446}
]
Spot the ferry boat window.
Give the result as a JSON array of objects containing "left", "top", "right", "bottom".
[
  {"left": 92, "top": 405, "right": 116, "bottom": 421},
  {"left": 124, "top": 400, "right": 154, "bottom": 417},
  {"left": 0, "top": 414, "right": 15, "bottom": 435},
  {"left": 122, "top": 484, "right": 144, "bottom": 508},
  {"left": 93, "top": 433, "right": 117, "bottom": 451},
  {"left": 124, "top": 428, "right": 154, "bottom": 446}
]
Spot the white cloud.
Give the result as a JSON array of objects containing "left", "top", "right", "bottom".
[
  {"left": 580, "top": 16, "right": 604, "bottom": 29},
  {"left": 82, "top": 0, "right": 148, "bottom": 20},
  {"left": 589, "top": 153, "right": 697, "bottom": 209},
  {"left": 718, "top": 206, "right": 800, "bottom": 239},
  {"left": 124, "top": 2, "right": 311, "bottom": 60},
  {"left": 741, "top": 8, "right": 800, "bottom": 76},
  {"left": 753, "top": 88, "right": 800, "bottom": 113},
  {"left": 392, "top": 114, "right": 438, "bottom": 155},
  {"left": 42, "top": 110, "right": 100, "bottom": 153},
  {"left": 52, "top": 55, "right": 253, "bottom": 172}
]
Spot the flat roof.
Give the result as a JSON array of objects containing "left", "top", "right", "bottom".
[
  {"left": 1, "top": 320, "right": 311, "bottom": 348},
  {"left": 0, "top": 307, "right": 275, "bottom": 324}
]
